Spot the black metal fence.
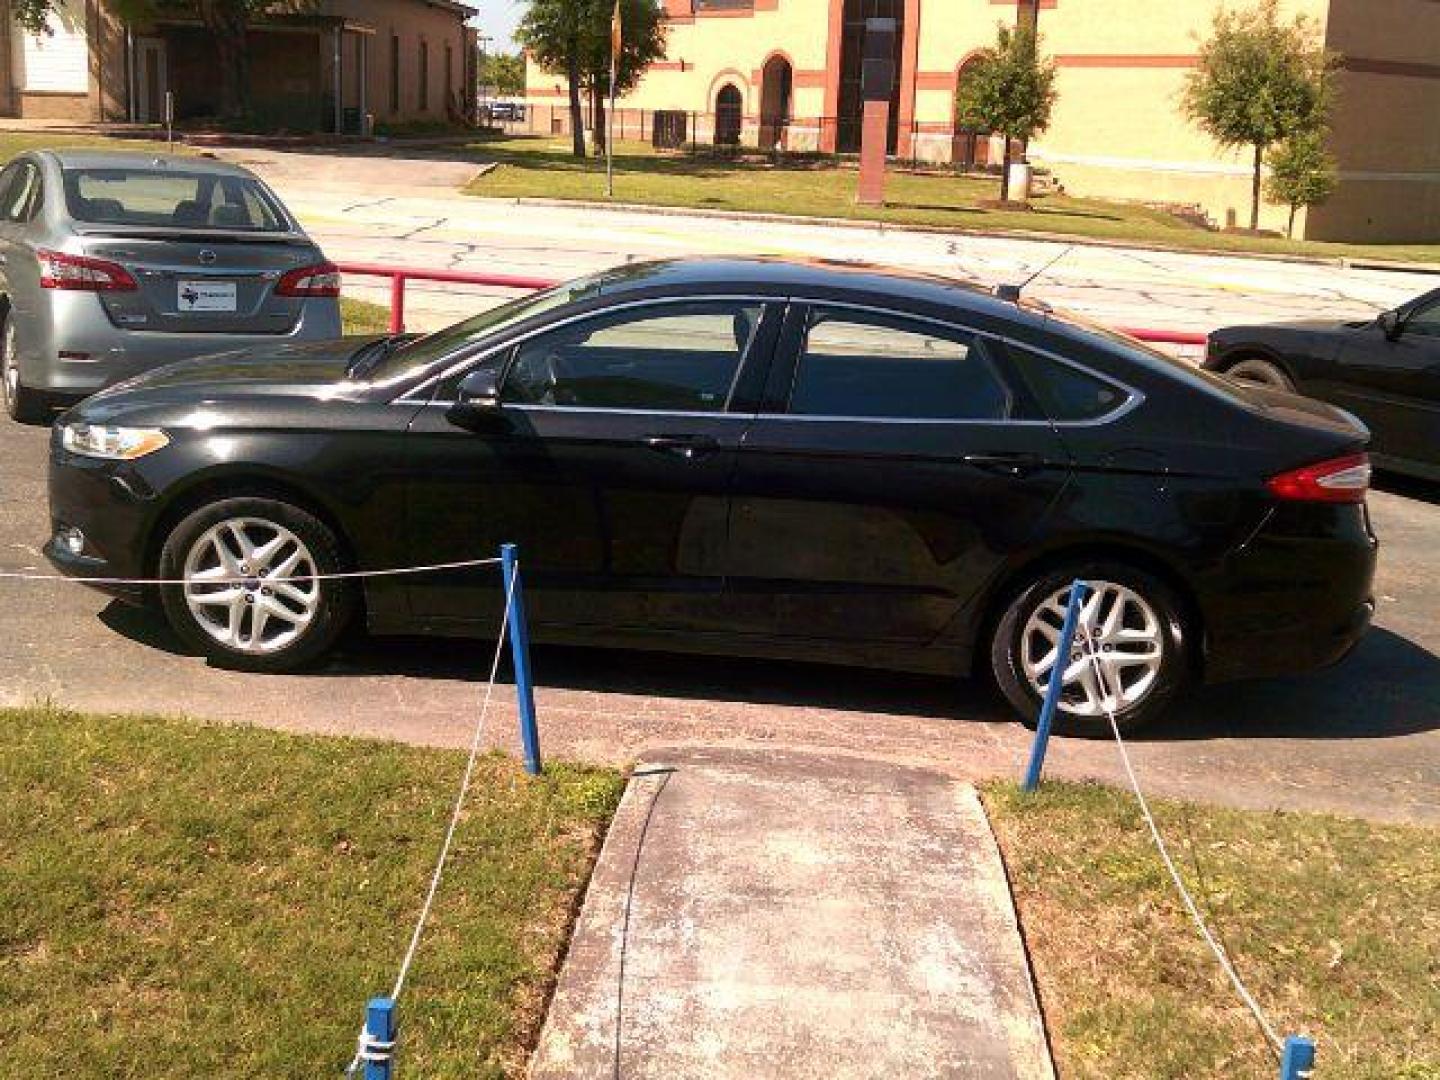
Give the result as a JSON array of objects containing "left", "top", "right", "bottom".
[{"left": 482, "top": 104, "right": 1015, "bottom": 172}]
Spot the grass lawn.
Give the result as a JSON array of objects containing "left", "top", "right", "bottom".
[
  {"left": 464, "top": 136, "right": 1440, "bottom": 266},
  {"left": 984, "top": 781, "right": 1439, "bottom": 1080},
  {"left": 0, "top": 706, "right": 623, "bottom": 1078},
  {"left": 0, "top": 131, "right": 180, "bottom": 161},
  {"left": 341, "top": 296, "right": 392, "bottom": 335}
]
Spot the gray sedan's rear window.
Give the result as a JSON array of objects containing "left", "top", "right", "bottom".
[{"left": 61, "top": 168, "right": 290, "bottom": 232}]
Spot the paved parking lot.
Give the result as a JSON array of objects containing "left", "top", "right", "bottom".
[{"left": 2, "top": 416, "right": 1437, "bottom": 824}]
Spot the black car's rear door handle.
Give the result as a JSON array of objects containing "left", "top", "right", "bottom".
[
  {"left": 962, "top": 452, "right": 1046, "bottom": 477},
  {"left": 643, "top": 434, "right": 719, "bottom": 459}
]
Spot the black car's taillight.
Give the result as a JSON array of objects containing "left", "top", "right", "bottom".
[
  {"left": 38, "top": 249, "right": 138, "bottom": 292},
  {"left": 1267, "top": 453, "right": 1371, "bottom": 504},
  {"left": 276, "top": 261, "right": 341, "bottom": 298}
]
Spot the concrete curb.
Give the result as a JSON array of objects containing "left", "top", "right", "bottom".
[{"left": 469, "top": 194, "right": 1439, "bottom": 275}]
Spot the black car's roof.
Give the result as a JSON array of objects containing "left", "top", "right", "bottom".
[{"left": 581, "top": 256, "right": 1051, "bottom": 325}]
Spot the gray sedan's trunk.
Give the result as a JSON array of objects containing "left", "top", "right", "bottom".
[{"left": 79, "top": 234, "right": 314, "bottom": 335}]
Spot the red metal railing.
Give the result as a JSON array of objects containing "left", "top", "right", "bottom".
[{"left": 334, "top": 261, "right": 1211, "bottom": 347}]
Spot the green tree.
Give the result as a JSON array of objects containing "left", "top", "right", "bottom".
[
  {"left": 953, "top": 23, "right": 1057, "bottom": 203},
  {"left": 14, "top": 0, "right": 273, "bottom": 119},
  {"left": 1264, "top": 129, "right": 1338, "bottom": 238},
  {"left": 479, "top": 52, "right": 526, "bottom": 97},
  {"left": 1183, "top": 0, "right": 1335, "bottom": 232},
  {"left": 518, "top": 0, "right": 666, "bottom": 159}
]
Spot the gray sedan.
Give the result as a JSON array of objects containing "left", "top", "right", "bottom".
[{"left": 0, "top": 149, "right": 341, "bottom": 422}]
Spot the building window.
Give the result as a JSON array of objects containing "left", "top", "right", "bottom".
[
  {"left": 390, "top": 34, "right": 401, "bottom": 113},
  {"left": 419, "top": 41, "right": 429, "bottom": 111}
]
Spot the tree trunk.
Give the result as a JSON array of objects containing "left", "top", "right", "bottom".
[
  {"left": 1250, "top": 143, "right": 1263, "bottom": 231},
  {"left": 999, "top": 135, "right": 1012, "bottom": 202},
  {"left": 1287, "top": 203, "right": 1297, "bottom": 239},
  {"left": 199, "top": 0, "right": 249, "bottom": 119},
  {"left": 566, "top": 51, "right": 586, "bottom": 158}
]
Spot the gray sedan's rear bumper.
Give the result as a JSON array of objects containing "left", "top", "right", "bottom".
[{"left": 22, "top": 292, "right": 342, "bottom": 396}]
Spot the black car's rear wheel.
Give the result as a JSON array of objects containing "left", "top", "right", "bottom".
[
  {"left": 1, "top": 311, "right": 49, "bottom": 424},
  {"left": 990, "top": 562, "right": 1189, "bottom": 735},
  {"left": 158, "top": 497, "right": 355, "bottom": 672},
  {"left": 1224, "top": 355, "right": 1295, "bottom": 393}
]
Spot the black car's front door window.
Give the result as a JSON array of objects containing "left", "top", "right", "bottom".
[
  {"left": 788, "top": 308, "right": 1013, "bottom": 421},
  {"left": 502, "top": 301, "right": 763, "bottom": 412}
]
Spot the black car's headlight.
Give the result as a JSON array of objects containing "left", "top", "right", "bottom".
[{"left": 60, "top": 423, "right": 170, "bottom": 460}]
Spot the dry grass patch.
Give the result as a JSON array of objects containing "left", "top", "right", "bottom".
[{"left": 983, "top": 781, "right": 1439, "bottom": 1079}]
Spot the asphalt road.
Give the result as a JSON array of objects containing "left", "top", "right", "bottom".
[{"left": 2, "top": 415, "right": 1437, "bottom": 824}]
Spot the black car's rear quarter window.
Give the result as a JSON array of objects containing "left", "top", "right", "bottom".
[
  {"left": 1007, "top": 342, "right": 1126, "bottom": 421},
  {"left": 788, "top": 307, "right": 1011, "bottom": 421}
]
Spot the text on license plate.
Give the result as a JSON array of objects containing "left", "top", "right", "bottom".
[{"left": 177, "top": 280, "right": 237, "bottom": 312}]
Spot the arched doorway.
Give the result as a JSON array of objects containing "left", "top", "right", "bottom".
[
  {"left": 759, "top": 54, "right": 792, "bottom": 150},
  {"left": 715, "top": 83, "right": 742, "bottom": 146},
  {"left": 951, "top": 56, "right": 988, "bottom": 170}
]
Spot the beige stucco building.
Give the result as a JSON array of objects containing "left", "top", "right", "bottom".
[
  {"left": 0, "top": 0, "right": 477, "bottom": 132},
  {"left": 525, "top": 0, "right": 1440, "bottom": 243}
]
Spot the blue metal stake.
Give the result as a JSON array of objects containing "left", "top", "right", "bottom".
[
  {"left": 363, "top": 996, "right": 395, "bottom": 1080},
  {"left": 500, "top": 543, "right": 542, "bottom": 775},
  {"left": 1279, "top": 1035, "right": 1315, "bottom": 1080},
  {"left": 1021, "top": 579, "right": 1089, "bottom": 792}
]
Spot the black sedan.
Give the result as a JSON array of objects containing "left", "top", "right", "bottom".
[
  {"left": 45, "top": 258, "right": 1377, "bottom": 732},
  {"left": 1205, "top": 286, "right": 1440, "bottom": 480}
]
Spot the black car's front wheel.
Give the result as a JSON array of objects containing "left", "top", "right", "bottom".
[
  {"left": 158, "top": 497, "right": 355, "bottom": 672},
  {"left": 1223, "top": 355, "right": 1295, "bottom": 393},
  {"left": 990, "top": 562, "right": 1189, "bottom": 735}
]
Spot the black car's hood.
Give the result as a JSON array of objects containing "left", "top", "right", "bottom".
[
  {"left": 76, "top": 337, "right": 386, "bottom": 421},
  {"left": 1213, "top": 317, "right": 1369, "bottom": 340}
]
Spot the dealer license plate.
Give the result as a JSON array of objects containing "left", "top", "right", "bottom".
[{"left": 177, "top": 280, "right": 237, "bottom": 313}]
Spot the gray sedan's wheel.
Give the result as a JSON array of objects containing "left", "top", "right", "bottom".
[
  {"left": 159, "top": 497, "right": 355, "bottom": 672},
  {"left": 1225, "top": 356, "right": 1294, "bottom": 393},
  {"left": 1, "top": 311, "right": 49, "bottom": 424},
  {"left": 990, "top": 562, "right": 1189, "bottom": 736}
]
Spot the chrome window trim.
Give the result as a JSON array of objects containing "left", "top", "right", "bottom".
[
  {"left": 395, "top": 293, "right": 779, "bottom": 409},
  {"left": 776, "top": 297, "right": 1143, "bottom": 428}
]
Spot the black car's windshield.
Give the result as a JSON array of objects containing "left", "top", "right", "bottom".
[
  {"left": 363, "top": 273, "right": 607, "bottom": 384},
  {"left": 63, "top": 168, "right": 292, "bottom": 232}
]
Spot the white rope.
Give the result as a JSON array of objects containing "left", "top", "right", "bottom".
[
  {"left": 0, "top": 555, "right": 502, "bottom": 587},
  {"left": 1078, "top": 629, "right": 1285, "bottom": 1056},
  {"left": 343, "top": 569, "right": 518, "bottom": 1076}
]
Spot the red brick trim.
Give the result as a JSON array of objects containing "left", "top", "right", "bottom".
[
  {"left": 896, "top": 0, "right": 922, "bottom": 156},
  {"left": 1054, "top": 54, "right": 1197, "bottom": 68},
  {"left": 822, "top": 0, "right": 844, "bottom": 151}
]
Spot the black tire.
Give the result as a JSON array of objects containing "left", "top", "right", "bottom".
[
  {"left": 158, "top": 496, "right": 356, "bottom": 673},
  {"left": 989, "top": 561, "right": 1190, "bottom": 736},
  {"left": 1, "top": 309, "right": 50, "bottom": 424},
  {"left": 1223, "top": 355, "right": 1295, "bottom": 394}
]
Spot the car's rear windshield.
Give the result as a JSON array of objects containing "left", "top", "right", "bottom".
[{"left": 62, "top": 168, "right": 292, "bottom": 232}]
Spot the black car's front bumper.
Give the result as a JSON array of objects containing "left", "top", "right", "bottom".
[{"left": 44, "top": 431, "right": 159, "bottom": 606}]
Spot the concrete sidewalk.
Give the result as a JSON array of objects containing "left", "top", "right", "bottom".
[{"left": 531, "top": 748, "right": 1054, "bottom": 1079}]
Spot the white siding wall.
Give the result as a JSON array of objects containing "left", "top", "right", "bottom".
[{"left": 11, "top": 0, "right": 89, "bottom": 94}]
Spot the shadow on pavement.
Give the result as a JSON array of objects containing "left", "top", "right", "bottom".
[
  {"left": 101, "top": 603, "right": 1440, "bottom": 740},
  {"left": 1375, "top": 472, "right": 1440, "bottom": 506}
]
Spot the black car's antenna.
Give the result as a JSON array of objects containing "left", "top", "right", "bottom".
[{"left": 995, "top": 244, "right": 1074, "bottom": 303}]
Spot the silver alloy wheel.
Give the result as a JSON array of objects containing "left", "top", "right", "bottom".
[
  {"left": 1020, "top": 581, "right": 1164, "bottom": 717},
  {"left": 1, "top": 318, "right": 17, "bottom": 409},
  {"left": 1226, "top": 357, "right": 1291, "bottom": 391},
  {"left": 182, "top": 517, "right": 321, "bottom": 654}
]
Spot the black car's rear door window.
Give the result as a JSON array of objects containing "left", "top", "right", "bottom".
[
  {"left": 785, "top": 307, "right": 1013, "bottom": 420},
  {"left": 502, "top": 300, "right": 764, "bottom": 412}
]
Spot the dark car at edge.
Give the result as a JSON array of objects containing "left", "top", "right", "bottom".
[
  {"left": 45, "top": 258, "right": 1377, "bottom": 732},
  {"left": 1204, "top": 285, "right": 1440, "bottom": 481}
]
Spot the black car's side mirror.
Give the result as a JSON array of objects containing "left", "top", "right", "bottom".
[
  {"left": 1379, "top": 309, "right": 1403, "bottom": 341},
  {"left": 448, "top": 368, "right": 504, "bottom": 428}
]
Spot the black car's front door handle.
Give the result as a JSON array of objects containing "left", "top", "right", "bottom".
[
  {"left": 643, "top": 434, "right": 719, "bottom": 459},
  {"left": 962, "top": 452, "right": 1046, "bottom": 477}
]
